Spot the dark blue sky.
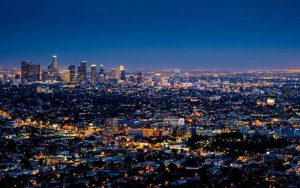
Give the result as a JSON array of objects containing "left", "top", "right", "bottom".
[{"left": 0, "top": 0, "right": 300, "bottom": 70}]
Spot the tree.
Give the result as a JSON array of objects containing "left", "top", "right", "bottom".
[{"left": 167, "top": 163, "right": 178, "bottom": 173}]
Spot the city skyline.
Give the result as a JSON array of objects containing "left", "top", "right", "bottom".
[
  {"left": 0, "top": 55, "right": 300, "bottom": 73},
  {"left": 0, "top": 0, "right": 300, "bottom": 70},
  {"left": 1, "top": 1, "right": 300, "bottom": 186}
]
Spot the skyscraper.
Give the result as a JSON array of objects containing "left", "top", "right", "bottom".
[
  {"left": 41, "top": 70, "right": 49, "bottom": 82},
  {"left": 109, "top": 68, "right": 117, "bottom": 79},
  {"left": 68, "top": 65, "right": 76, "bottom": 83},
  {"left": 99, "top": 64, "right": 105, "bottom": 75},
  {"left": 60, "top": 70, "right": 70, "bottom": 82},
  {"left": 48, "top": 55, "right": 59, "bottom": 81},
  {"left": 78, "top": 61, "right": 87, "bottom": 82},
  {"left": 21, "top": 61, "right": 40, "bottom": 83},
  {"left": 173, "top": 68, "right": 181, "bottom": 86},
  {"left": 107, "top": 68, "right": 118, "bottom": 83},
  {"left": 154, "top": 73, "right": 161, "bottom": 86},
  {"left": 90, "top": 64, "right": 97, "bottom": 83},
  {"left": 119, "top": 65, "right": 126, "bottom": 81},
  {"left": 99, "top": 64, "right": 105, "bottom": 82},
  {"left": 2, "top": 72, "right": 8, "bottom": 83},
  {"left": 137, "top": 72, "right": 143, "bottom": 84}
]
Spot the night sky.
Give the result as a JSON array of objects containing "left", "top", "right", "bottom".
[{"left": 0, "top": 0, "right": 300, "bottom": 70}]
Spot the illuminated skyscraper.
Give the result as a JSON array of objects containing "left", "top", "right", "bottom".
[
  {"left": 99, "top": 64, "right": 105, "bottom": 75},
  {"left": 68, "top": 65, "right": 76, "bottom": 83},
  {"left": 48, "top": 55, "right": 59, "bottom": 81},
  {"left": 2, "top": 72, "right": 8, "bottom": 83},
  {"left": 99, "top": 64, "right": 105, "bottom": 82},
  {"left": 108, "top": 68, "right": 117, "bottom": 83},
  {"left": 90, "top": 64, "right": 97, "bottom": 83},
  {"left": 154, "top": 73, "right": 161, "bottom": 86},
  {"left": 173, "top": 68, "right": 181, "bottom": 86},
  {"left": 119, "top": 65, "right": 126, "bottom": 80},
  {"left": 41, "top": 70, "right": 49, "bottom": 81},
  {"left": 60, "top": 70, "right": 70, "bottom": 82},
  {"left": 21, "top": 61, "right": 40, "bottom": 83},
  {"left": 137, "top": 72, "right": 143, "bottom": 84},
  {"left": 161, "top": 76, "right": 169, "bottom": 86},
  {"left": 109, "top": 68, "right": 116, "bottom": 78},
  {"left": 78, "top": 61, "right": 87, "bottom": 82}
]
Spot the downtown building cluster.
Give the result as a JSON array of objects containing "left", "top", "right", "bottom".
[{"left": 19, "top": 55, "right": 134, "bottom": 85}]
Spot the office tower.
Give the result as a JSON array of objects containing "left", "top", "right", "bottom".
[
  {"left": 99, "top": 64, "right": 105, "bottom": 75},
  {"left": 154, "top": 73, "right": 161, "bottom": 86},
  {"left": 109, "top": 68, "right": 116, "bottom": 79},
  {"left": 48, "top": 55, "right": 59, "bottom": 81},
  {"left": 90, "top": 64, "right": 97, "bottom": 83},
  {"left": 21, "top": 61, "right": 40, "bottom": 83},
  {"left": 78, "top": 61, "right": 87, "bottom": 82},
  {"left": 3, "top": 72, "right": 8, "bottom": 82},
  {"left": 99, "top": 64, "right": 105, "bottom": 82},
  {"left": 119, "top": 65, "right": 126, "bottom": 80},
  {"left": 137, "top": 72, "right": 143, "bottom": 84},
  {"left": 60, "top": 70, "right": 70, "bottom": 82},
  {"left": 173, "top": 68, "right": 181, "bottom": 86},
  {"left": 41, "top": 71, "right": 49, "bottom": 82},
  {"left": 13, "top": 74, "right": 21, "bottom": 85},
  {"left": 161, "top": 76, "right": 169, "bottom": 86},
  {"left": 68, "top": 65, "right": 76, "bottom": 83}
]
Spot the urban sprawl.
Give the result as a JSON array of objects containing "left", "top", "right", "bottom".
[{"left": 0, "top": 56, "right": 300, "bottom": 187}]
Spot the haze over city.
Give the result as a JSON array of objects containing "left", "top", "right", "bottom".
[{"left": 0, "top": 0, "right": 300, "bottom": 70}]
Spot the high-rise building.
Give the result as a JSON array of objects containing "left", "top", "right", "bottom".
[
  {"left": 60, "top": 70, "right": 70, "bottom": 82},
  {"left": 154, "top": 73, "right": 161, "bottom": 86},
  {"left": 137, "top": 72, "right": 143, "bottom": 84},
  {"left": 119, "top": 65, "right": 126, "bottom": 80},
  {"left": 99, "top": 64, "right": 105, "bottom": 82},
  {"left": 108, "top": 68, "right": 118, "bottom": 82},
  {"left": 68, "top": 65, "right": 76, "bottom": 83},
  {"left": 21, "top": 61, "right": 40, "bottom": 83},
  {"left": 109, "top": 68, "right": 117, "bottom": 81},
  {"left": 13, "top": 74, "right": 21, "bottom": 85},
  {"left": 41, "top": 70, "right": 49, "bottom": 82},
  {"left": 99, "top": 64, "right": 105, "bottom": 75},
  {"left": 172, "top": 68, "right": 181, "bottom": 87},
  {"left": 3, "top": 72, "right": 8, "bottom": 83},
  {"left": 90, "top": 64, "right": 97, "bottom": 83},
  {"left": 78, "top": 61, "right": 87, "bottom": 82},
  {"left": 48, "top": 55, "right": 59, "bottom": 81},
  {"left": 161, "top": 76, "right": 169, "bottom": 86}
]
